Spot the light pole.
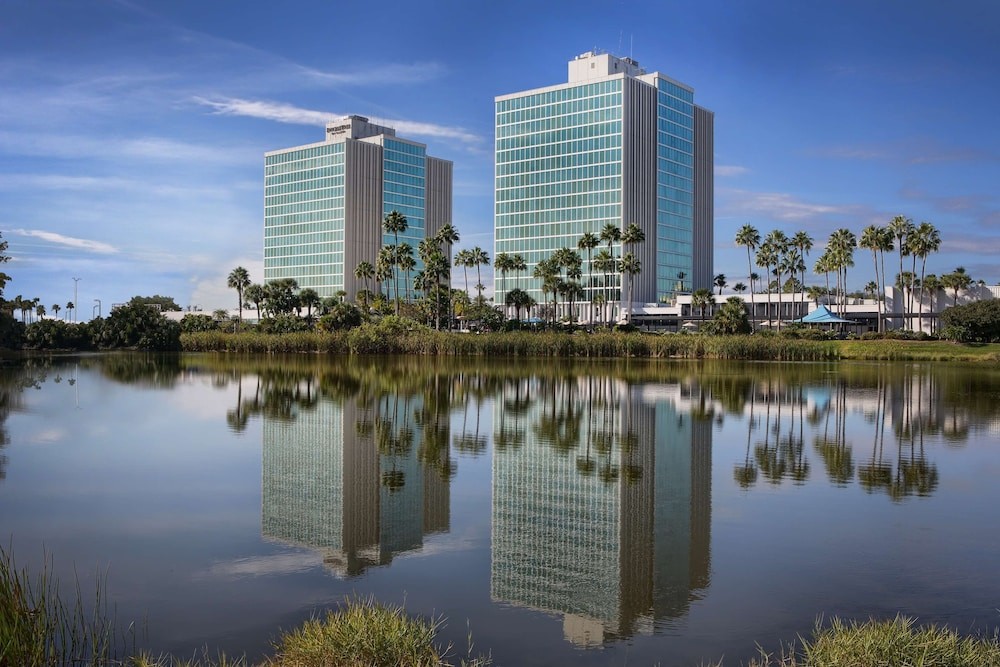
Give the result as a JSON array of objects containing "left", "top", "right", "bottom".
[
  {"left": 93, "top": 299, "right": 101, "bottom": 319},
  {"left": 72, "top": 277, "right": 81, "bottom": 322}
]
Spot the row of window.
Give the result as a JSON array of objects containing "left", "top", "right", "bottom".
[
  {"left": 497, "top": 93, "right": 622, "bottom": 127},
  {"left": 657, "top": 117, "right": 694, "bottom": 142},
  {"left": 497, "top": 80, "right": 622, "bottom": 113},
  {"left": 656, "top": 223, "right": 693, "bottom": 242},
  {"left": 265, "top": 200, "right": 344, "bottom": 215},
  {"left": 496, "top": 204, "right": 621, "bottom": 227},
  {"left": 265, "top": 177, "right": 345, "bottom": 197},
  {"left": 264, "top": 235, "right": 344, "bottom": 254},
  {"left": 384, "top": 138, "right": 426, "bottom": 157},
  {"left": 495, "top": 191, "right": 621, "bottom": 215},
  {"left": 496, "top": 136, "right": 622, "bottom": 165},
  {"left": 496, "top": 122, "right": 621, "bottom": 152},
  {"left": 657, "top": 185, "right": 693, "bottom": 205},
  {"left": 265, "top": 167, "right": 342, "bottom": 186},
  {"left": 659, "top": 132, "right": 693, "bottom": 154},
  {"left": 496, "top": 149, "right": 623, "bottom": 176},
  {"left": 265, "top": 155, "right": 344, "bottom": 176},
  {"left": 265, "top": 143, "right": 343, "bottom": 166},
  {"left": 264, "top": 189, "right": 345, "bottom": 207},
  {"left": 496, "top": 221, "right": 623, "bottom": 244},
  {"left": 264, "top": 261, "right": 344, "bottom": 274},
  {"left": 497, "top": 109, "right": 622, "bottom": 139},
  {"left": 657, "top": 79, "right": 695, "bottom": 104},
  {"left": 382, "top": 168, "right": 425, "bottom": 188},
  {"left": 496, "top": 164, "right": 622, "bottom": 190},
  {"left": 657, "top": 212, "right": 694, "bottom": 229},
  {"left": 264, "top": 211, "right": 341, "bottom": 227},
  {"left": 495, "top": 177, "right": 621, "bottom": 203},
  {"left": 657, "top": 158, "right": 693, "bottom": 180}
]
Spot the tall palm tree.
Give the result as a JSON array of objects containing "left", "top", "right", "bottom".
[
  {"left": 910, "top": 221, "right": 940, "bottom": 333},
  {"left": 859, "top": 225, "right": 884, "bottom": 332},
  {"left": 245, "top": 283, "right": 265, "bottom": 320},
  {"left": 764, "top": 230, "right": 789, "bottom": 328},
  {"left": 376, "top": 247, "right": 395, "bottom": 299},
  {"left": 382, "top": 210, "right": 408, "bottom": 313},
  {"left": 621, "top": 223, "right": 645, "bottom": 311},
  {"left": 922, "top": 273, "right": 941, "bottom": 333},
  {"left": 599, "top": 223, "right": 622, "bottom": 318},
  {"left": 455, "top": 249, "right": 473, "bottom": 300},
  {"left": 470, "top": 247, "right": 490, "bottom": 304},
  {"left": 733, "top": 282, "right": 747, "bottom": 295},
  {"left": 691, "top": 288, "right": 715, "bottom": 322},
  {"left": 227, "top": 266, "right": 251, "bottom": 324},
  {"left": 888, "top": 215, "right": 915, "bottom": 328},
  {"left": 577, "top": 232, "right": 600, "bottom": 324},
  {"left": 792, "top": 231, "right": 814, "bottom": 317},
  {"left": 66, "top": 301, "right": 74, "bottom": 322},
  {"left": 714, "top": 273, "right": 727, "bottom": 295},
  {"left": 354, "top": 261, "right": 375, "bottom": 302},
  {"left": 827, "top": 228, "right": 857, "bottom": 316},
  {"left": 735, "top": 224, "right": 761, "bottom": 329},
  {"left": 593, "top": 249, "right": 615, "bottom": 325},
  {"left": 51, "top": 304, "right": 61, "bottom": 319},
  {"left": 619, "top": 253, "right": 641, "bottom": 323},
  {"left": 780, "top": 249, "right": 806, "bottom": 321},
  {"left": 755, "top": 242, "right": 777, "bottom": 327},
  {"left": 298, "top": 288, "right": 320, "bottom": 323},
  {"left": 494, "top": 253, "right": 514, "bottom": 315}
]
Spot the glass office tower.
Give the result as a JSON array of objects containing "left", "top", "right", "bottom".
[
  {"left": 495, "top": 51, "right": 713, "bottom": 319},
  {"left": 264, "top": 116, "right": 453, "bottom": 300}
]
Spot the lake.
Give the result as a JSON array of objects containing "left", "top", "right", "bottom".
[{"left": 1, "top": 353, "right": 999, "bottom": 666}]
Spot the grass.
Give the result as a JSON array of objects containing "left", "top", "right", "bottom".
[
  {"left": 737, "top": 616, "right": 1000, "bottom": 667},
  {"left": 0, "top": 544, "right": 123, "bottom": 666},
  {"left": 834, "top": 339, "right": 1000, "bottom": 361}
]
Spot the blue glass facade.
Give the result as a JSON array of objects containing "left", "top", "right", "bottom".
[
  {"left": 495, "top": 79, "right": 624, "bottom": 303},
  {"left": 264, "top": 142, "right": 346, "bottom": 295},
  {"left": 382, "top": 138, "right": 426, "bottom": 300},
  {"left": 655, "top": 79, "right": 695, "bottom": 298}
]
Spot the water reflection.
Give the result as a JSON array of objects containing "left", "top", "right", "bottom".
[{"left": 4, "top": 354, "right": 1000, "bottom": 656}]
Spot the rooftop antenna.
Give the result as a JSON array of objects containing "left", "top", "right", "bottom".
[
  {"left": 630, "top": 34, "right": 634, "bottom": 60},
  {"left": 618, "top": 30, "right": 623, "bottom": 56}
]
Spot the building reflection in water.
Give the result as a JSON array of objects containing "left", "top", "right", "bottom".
[
  {"left": 261, "top": 390, "right": 450, "bottom": 577},
  {"left": 490, "top": 376, "right": 711, "bottom": 646}
]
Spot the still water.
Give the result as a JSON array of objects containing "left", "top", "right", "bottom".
[{"left": 1, "top": 353, "right": 999, "bottom": 665}]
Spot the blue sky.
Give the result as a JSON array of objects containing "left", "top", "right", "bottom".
[{"left": 1, "top": 0, "right": 997, "bottom": 314}]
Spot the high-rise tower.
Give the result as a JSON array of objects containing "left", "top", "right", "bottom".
[
  {"left": 264, "top": 115, "right": 453, "bottom": 299},
  {"left": 495, "top": 51, "right": 713, "bottom": 319}
]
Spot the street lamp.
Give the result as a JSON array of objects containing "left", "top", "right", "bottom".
[
  {"left": 93, "top": 299, "right": 101, "bottom": 319},
  {"left": 72, "top": 277, "right": 81, "bottom": 322}
]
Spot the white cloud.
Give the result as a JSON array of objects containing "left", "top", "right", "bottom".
[
  {"left": 195, "top": 97, "right": 482, "bottom": 146},
  {"left": 715, "top": 165, "right": 749, "bottom": 176},
  {"left": 12, "top": 229, "right": 118, "bottom": 254},
  {"left": 0, "top": 130, "right": 256, "bottom": 164},
  {"left": 298, "top": 61, "right": 447, "bottom": 86},
  {"left": 719, "top": 189, "right": 850, "bottom": 223},
  {"left": 188, "top": 258, "right": 266, "bottom": 312}
]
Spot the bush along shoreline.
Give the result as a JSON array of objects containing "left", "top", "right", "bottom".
[{"left": 4, "top": 542, "right": 1000, "bottom": 666}]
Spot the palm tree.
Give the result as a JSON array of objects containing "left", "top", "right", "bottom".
[
  {"left": 354, "top": 261, "right": 374, "bottom": 303},
  {"left": 494, "top": 252, "right": 513, "bottom": 313},
  {"left": 469, "top": 247, "right": 490, "bottom": 304},
  {"left": 888, "top": 215, "right": 915, "bottom": 328},
  {"left": 922, "top": 273, "right": 941, "bottom": 333},
  {"left": 382, "top": 210, "right": 408, "bottom": 313},
  {"left": 376, "top": 247, "right": 395, "bottom": 299},
  {"left": 35, "top": 303, "right": 46, "bottom": 320},
  {"left": 600, "top": 223, "right": 622, "bottom": 317},
  {"left": 454, "top": 249, "right": 473, "bottom": 300},
  {"left": 227, "top": 266, "right": 251, "bottom": 324},
  {"left": 66, "top": 301, "right": 74, "bottom": 322},
  {"left": 577, "top": 232, "right": 600, "bottom": 324},
  {"left": 827, "top": 228, "right": 857, "bottom": 316},
  {"left": 533, "top": 258, "right": 559, "bottom": 324},
  {"left": 764, "top": 230, "right": 789, "bottom": 327},
  {"left": 397, "top": 244, "right": 416, "bottom": 304},
  {"left": 755, "top": 242, "right": 777, "bottom": 326},
  {"left": 942, "top": 267, "right": 972, "bottom": 307},
  {"left": 51, "top": 304, "right": 61, "bottom": 319},
  {"left": 298, "top": 288, "right": 320, "bottom": 323},
  {"left": 619, "top": 253, "right": 641, "bottom": 323},
  {"left": 733, "top": 282, "right": 747, "bottom": 295},
  {"left": 792, "top": 231, "right": 814, "bottom": 317},
  {"left": 245, "top": 283, "right": 265, "bottom": 320},
  {"left": 714, "top": 273, "right": 727, "bottom": 295},
  {"left": 621, "top": 222, "right": 645, "bottom": 315},
  {"left": 691, "top": 287, "right": 715, "bottom": 322},
  {"left": 735, "top": 224, "right": 761, "bottom": 328},
  {"left": 859, "top": 225, "right": 884, "bottom": 332},
  {"left": 910, "top": 221, "right": 940, "bottom": 333},
  {"left": 593, "top": 249, "right": 615, "bottom": 325}
]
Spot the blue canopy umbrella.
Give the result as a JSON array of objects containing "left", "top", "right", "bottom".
[{"left": 794, "top": 305, "right": 857, "bottom": 324}]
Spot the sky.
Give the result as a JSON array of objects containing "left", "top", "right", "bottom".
[{"left": 1, "top": 0, "right": 997, "bottom": 315}]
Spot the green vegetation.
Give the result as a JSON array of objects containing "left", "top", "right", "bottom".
[
  {"left": 736, "top": 616, "right": 1000, "bottom": 667},
  {"left": 1, "top": 545, "right": 487, "bottom": 667},
  {"left": 940, "top": 299, "right": 1000, "bottom": 343}
]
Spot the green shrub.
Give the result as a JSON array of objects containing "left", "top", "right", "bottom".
[{"left": 941, "top": 299, "right": 1000, "bottom": 343}]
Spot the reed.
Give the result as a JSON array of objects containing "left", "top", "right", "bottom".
[
  {"left": 0, "top": 545, "right": 124, "bottom": 666},
  {"left": 740, "top": 616, "right": 1000, "bottom": 666}
]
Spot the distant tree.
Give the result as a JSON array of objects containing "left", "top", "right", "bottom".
[
  {"left": 128, "top": 295, "right": 182, "bottom": 312},
  {"left": 245, "top": 283, "right": 265, "bottom": 320},
  {"left": 227, "top": 266, "right": 251, "bottom": 324},
  {"left": 735, "top": 224, "right": 761, "bottom": 327},
  {"left": 691, "top": 287, "right": 715, "bottom": 321},
  {"left": 714, "top": 273, "right": 727, "bottom": 295},
  {"left": 705, "top": 297, "right": 752, "bottom": 335},
  {"left": 298, "top": 288, "right": 321, "bottom": 322},
  {"left": 95, "top": 302, "right": 181, "bottom": 350},
  {"left": 733, "top": 282, "right": 747, "bottom": 295}
]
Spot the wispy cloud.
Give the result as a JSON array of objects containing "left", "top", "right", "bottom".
[
  {"left": 195, "top": 97, "right": 482, "bottom": 145},
  {"left": 0, "top": 130, "right": 256, "bottom": 164},
  {"left": 719, "top": 189, "right": 858, "bottom": 224},
  {"left": 812, "top": 140, "right": 997, "bottom": 165},
  {"left": 297, "top": 61, "right": 447, "bottom": 86},
  {"left": 715, "top": 165, "right": 749, "bottom": 176},
  {"left": 12, "top": 229, "right": 118, "bottom": 254},
  {"left": 899, "top": 186, "right": 999, "bottom": 228}
]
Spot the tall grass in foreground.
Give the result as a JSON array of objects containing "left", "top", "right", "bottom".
[
  {"left": 740, "top": 616, "right": 1000, "bottom": 666},
  {"left": 0, "top": 546, "right": 124, "bottom": 666}
]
